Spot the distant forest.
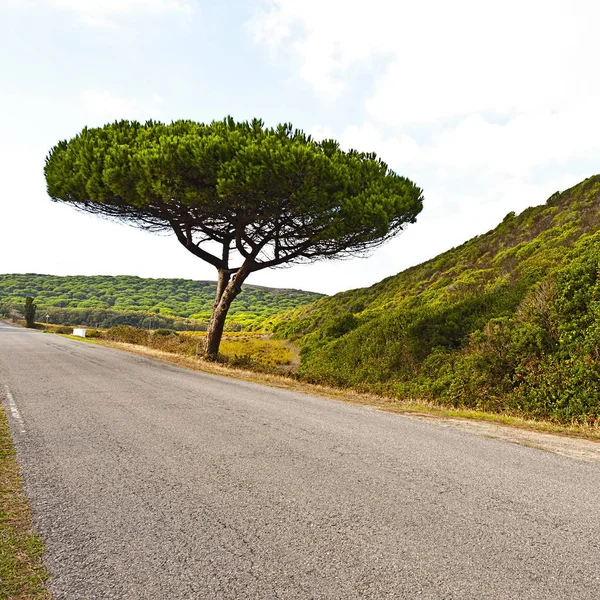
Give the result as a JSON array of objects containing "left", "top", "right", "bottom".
[{"left": 0, "top": 274, "right": 323, "bottom": 330}]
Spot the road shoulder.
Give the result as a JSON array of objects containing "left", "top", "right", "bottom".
[
  {"left": 69, "top": 336, "right": 600, "bottom": 464},
  {"left": 0, "top": 398, "right": 51, "bottom": 599}
]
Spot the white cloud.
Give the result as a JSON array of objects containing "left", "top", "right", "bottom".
[
  {"left": 252, "top": 0, "right": 600, "bottom": 124},
  {"left": 312, "top": 105, "right": 600, "bottom": 182},
  {"left": 428, "top": 105, "right": 600, "bottom": 176},
  {"left": 310, "top": 123, "right": 421, "bottom": 173},
  {"left": 339, "top": 122, "right": 420, "bottom": 170},
  {"left": 48, "top": 0, "right": 192, "bottom": 27},
  {"left": 249, "top": 0, "right": 387, "bottom": 101},
  {"left": 309, "top": 124, "right": 334, "bottom": 141},
  {"left": 81, "top": 90, "right": 163, "bottom": 125},
  {"left": 3, "top": 0, "right": 36, "bottom": 8}
]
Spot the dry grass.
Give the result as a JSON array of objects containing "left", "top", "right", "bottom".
[
  {"left": 218, "top": 337, "right": 294, "bottom": 368},
  {"left": 0, "top": 405, "right": 51, "bottom": 599},
  {"left": 183, "top": 330, "right": 261, "bottom": 338},
  {"left": 100, "top": 327, "right": 294, "bottom": 372}
]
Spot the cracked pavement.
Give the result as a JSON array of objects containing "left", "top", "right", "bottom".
[{"left": 1, "top": 322, "right": 600, "bottom": 599}]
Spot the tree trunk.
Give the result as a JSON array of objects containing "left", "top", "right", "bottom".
[
  {"left": 204, "top": 265, "right": 250, "bottom": 357},
  {"left": 211, "top": 269, "right": 230, "bottom": 316}
]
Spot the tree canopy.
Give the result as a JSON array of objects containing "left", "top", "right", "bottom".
[{"left": 45, "top": 117, "right": 424, "bottom": 354}]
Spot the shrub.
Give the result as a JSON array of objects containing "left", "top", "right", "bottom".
[
  {"left": 323, "top": 313, "right": 358, "bottom": 338},
  {"left": 152, "top": 328, "right": 179, "bottom": 337},
  {"left": 105, "top": 325, "right": 150, "bottom": 345}
]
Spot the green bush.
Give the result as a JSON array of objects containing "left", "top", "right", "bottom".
[
  {"left": 323, "top": 313, "right": 358, "bottom": 338},
  {"left": 152, "top": 328, "right": 179, "bottom": 337}
]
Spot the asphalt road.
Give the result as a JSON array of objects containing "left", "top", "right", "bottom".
[{"left": 1, "top": 322, "right": 599, "bottom": 599}]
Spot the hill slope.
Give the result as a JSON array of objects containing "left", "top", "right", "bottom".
[
  {"left": 273, "top": 175, "right": 600, "bottom": 423},
  {"left": 0, "top": 274, "right": 323, "bottom": 330}
]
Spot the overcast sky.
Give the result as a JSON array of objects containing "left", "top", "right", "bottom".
[{"left": 0, "top": 0, "right": 598, "bottom": 294}]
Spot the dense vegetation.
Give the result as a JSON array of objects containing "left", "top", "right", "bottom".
[
  {"left": 0, "top": 275, "right": 323, "bottom": 330},
  {"left": 272, "top": 175, "right": 600, "bottom": 424}
]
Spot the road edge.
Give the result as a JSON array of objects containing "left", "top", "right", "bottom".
[{"left": 0, "top": 394, "right": 52, "bottom": 599}]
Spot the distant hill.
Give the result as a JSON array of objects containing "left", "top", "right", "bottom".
[
  {"left": 0, "top": 274, "right": 324, "bottom": 330},
  {"left": 272, "top": 175, "right": 600, "bottom": 424}
]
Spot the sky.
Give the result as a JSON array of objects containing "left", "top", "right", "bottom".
[{"left": 0, "top": 0, "right": 599, "bottom": 295}]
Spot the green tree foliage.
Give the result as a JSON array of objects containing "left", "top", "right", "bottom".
[
  {"left": 23, "top": 296, "right": 36, "bottom": 328},
  {"left": 0, "top": 274, "right": 323, "bottom": 331},
  {"left": 0, "top": 301, "right": 10, "bottom": 317},
  {"left": 273, "top": 175, "right": 600, "bottom": 424},
  {"left": 44, "top": 117, "right": 423, "bottom": 355}
]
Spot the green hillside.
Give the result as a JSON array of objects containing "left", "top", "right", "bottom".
[
  {"left": 0, "top": 274, "right": 323, "bottom": 330},
  {"left": 272, "top": 175, "right": 600, "bottom": 424}
]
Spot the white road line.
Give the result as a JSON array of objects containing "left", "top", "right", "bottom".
[{"left": 4, "top": 385, "right": 26, "bottom": 433}]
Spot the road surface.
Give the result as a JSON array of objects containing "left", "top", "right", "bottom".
[{"left": 1, "top": 322, "right": 599, "bottom": 598}]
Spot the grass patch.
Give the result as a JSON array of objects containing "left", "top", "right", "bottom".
[
  {"left": 98, "top": 326, "right": 295, "bottom": 372},
  {"left": 0, "top": 404, "right": 51, "bottom": 599},
  {"left": 219, "top": 337, "right": 294, "bottom": 369}
]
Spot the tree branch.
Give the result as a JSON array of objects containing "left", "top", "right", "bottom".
[{"left": 170, "top": 221, "right": 224, "bottom": 269}]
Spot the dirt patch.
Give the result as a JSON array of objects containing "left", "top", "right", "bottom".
[{"left": 398, "top": 412, "right": 600, "bottom": 464}]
